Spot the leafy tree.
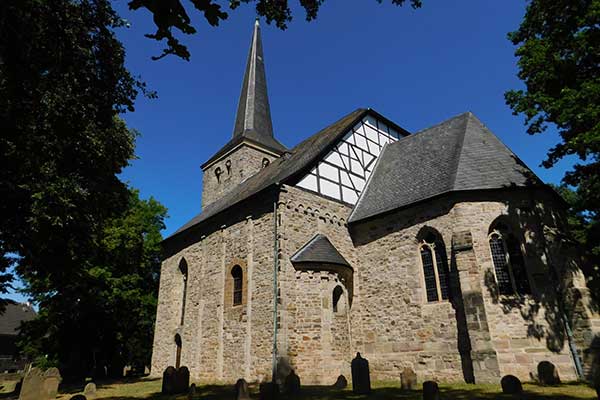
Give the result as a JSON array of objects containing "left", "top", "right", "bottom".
[
  {"left": 1, "top": 0, "right": 159, "bottom": 378},
  {"left": 128, "top": 0, "right": 423, "bottom": 60},
  {"left": 505, "top": 0, "right": 599, "bottom": 262},
  {"left": 19, "top": 189, "right": 167, "bottom": 378}
]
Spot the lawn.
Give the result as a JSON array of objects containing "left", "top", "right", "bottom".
[{"left": 53, "top": 377, "right": 598, "bottom": 400}]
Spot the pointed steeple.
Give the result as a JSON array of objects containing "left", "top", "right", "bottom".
[{"left": 231, "top": 19, "right": 285, "bottom": 152}]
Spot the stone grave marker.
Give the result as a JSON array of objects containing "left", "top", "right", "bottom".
[
  {"left": 176, "top": 366, "right": 190, "bottom": 393},
  {"left": 401, "top": 367, "right": 417, "bottom": 390},
  {"left": 19, "top": 367, "right": 44, "bottom": 400},
  {"left": 538, "top": 361, "right": 560, "bottom": 385},
  {"left": 500, "top": 375, "right": 522, "bottom": 394},
  {"left": 162, "top": 366, "right": 177, "bottom": 394},
  {"left": 235, "top": 378, "right": 251, "bottom": 400},
  {"left": 351, "top": 352, "right": 371, "bottom": 394},
  {"left": 333, "top": 375, "right": 347, "bottom": 389},
  {"left": 187, "top": 383, "right": 196, "bottom": 400},
  {"left": 423, "top": 381, "right": 440, "bottom": 400},
  {"left": 42, "top": 367, "right": 61, "bottom": 399},
  {"left": 284, "top": 370, "right": 301, "bottom": 395},
  {"left": 83, "top": 382, "right": 97, "bottom": 399}
]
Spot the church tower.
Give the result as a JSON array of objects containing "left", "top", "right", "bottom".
[{"left": 201, "top": 20, "right": 286, "bottom": 207}]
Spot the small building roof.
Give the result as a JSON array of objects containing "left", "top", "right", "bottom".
[
  {"left": 291, "top": 234, "right": 351, "bottom": 267},
  {"left": 0, "top": 300, "right": 36, "bottom": 336},
  {"left": 348, "top": 112, "right": 543, "bottom": 223}
]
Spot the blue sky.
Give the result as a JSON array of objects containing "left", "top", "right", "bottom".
[{"left": 6, "top": 1, "right": 577, "bottom": 302}]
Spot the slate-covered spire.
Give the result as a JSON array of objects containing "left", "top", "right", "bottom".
[{"left": 232, "top": 20, "right": 285, "bottom": 152}]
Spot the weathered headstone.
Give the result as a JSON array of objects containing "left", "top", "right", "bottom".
[
  {"left": 42, "top": 367, "right": 61, "bottom": 399},
  {"left": 538, "top": 361, "right": 560, "bottom": 385},
  {"left": 401, "top": 367, "right": 417, "bottom": 390},
  {"left": 69, "top": 395, "right": 87, "bottom": 400},
  {"left": 235, "top": 378, "right": 251, "bottom": 400},
  {"left": 500, "top": 375, "right": 522, "bottom": 394},
  {"left": 176, "top": 366, "right": 190, "bottom": 393},
  {"left": 351, "top": 352, "right": 371, "bottom": 394},
  {"left": 187, "top": 383, "right": 196, "bottom": 400},
  {"left": 19, "top": 367, "right": 44, "bottom": 400},
  {"left": 423, "top": 381, "right": 440, "bottom": 400},
  {"left": 83, "top": 382, "right": 97, "bottom": 399},
  {"left": 259, "top": 382, "right": 278, "bottom": 400},
  {"left": 333, "top": 375, "right": 347, "bottom": 389},
  {"left": 162, "top": 366, "right": 177, "bottom": 394},
  {"left": 284, "top": 370, "right": 301, "bottom": 395}
]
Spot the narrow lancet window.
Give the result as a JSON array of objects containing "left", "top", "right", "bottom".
[
  {"left": 419, "top": 230, "right": 450, "bottom": 303},
  {"left": 489, "top": 223, "right": 531, "bottom": 296},
  {"left": 232, "top": 265, "right": 243, "bottom": 306},
  {"left": 179, "top": 259, "right": 188, "bottom": 325},
  {"left": 332, "top": 285, "right": 344, "bottom": 313}
]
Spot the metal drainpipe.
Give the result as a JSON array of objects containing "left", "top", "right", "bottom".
[
  {"left": 530, "top": 195, "right": 584, "bottom": 379},
  {"left": 271, "top": 191, "right": 280, "bottom": 383}
]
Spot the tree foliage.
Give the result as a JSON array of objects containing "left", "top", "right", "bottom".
[
  {"left": 19, "top": 189, "right": 166, "bottom": 378},
  {"left": 506, "top": 1, "right": 600, "bottom": 188},
  {"left": 128, "top": 0, "right": 423, "bottom": 60},
  {"left": 506, "top": 0, "right": 599, "bottom": 264},
  {"left": 1, "top": 0, "right": 162, "bottom": 378}
]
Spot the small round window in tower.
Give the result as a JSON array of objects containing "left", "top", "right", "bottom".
[
  {"left": 215, "top": 167, "right": 223, "bottom": 182},
  {"left": 262, "top": 158, "right": 270, "bottom": 168}
]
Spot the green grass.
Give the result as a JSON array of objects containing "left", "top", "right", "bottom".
[{"left": 53, "top": 377, "right": 598, "bottom": 400}]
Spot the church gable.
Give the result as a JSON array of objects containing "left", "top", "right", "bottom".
[{"left": 296, "top": 115, "right": 406, "bottom": 204}]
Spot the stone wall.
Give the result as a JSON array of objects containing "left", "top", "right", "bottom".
[
  {"left": 152, "top": 182, "right": 598, "bottom": 385},
  {"left": 201, "top": 144, "right": 279, "bottom": 207},
  {"left": 151, "top": 193, "right": 278, "bottom": 383},
  {"left": 351, "top": 188, "right": 584, "bottom": 382}
]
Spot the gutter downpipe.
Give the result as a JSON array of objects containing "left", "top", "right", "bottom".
[{"left": 272, "top": 185, "right": 280, "bottom": 383}]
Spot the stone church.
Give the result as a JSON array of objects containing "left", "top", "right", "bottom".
[{"left": 151, "top": 21, "right": 599, "bottom": 385}]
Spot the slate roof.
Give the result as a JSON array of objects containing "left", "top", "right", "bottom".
[
  {"left": 203, "top": 20, "right": 286, "bottom": 168},
  {"left": 291, "top": 234, "right": 350, "bottom": 267},
  {"left": 348, "top": 112, "right": 543, "bottom": 223},
  {"left": 0, "top": 300, "right": 36, "bottom": 336},
  {"left": 168, "top": 108, "right": 371, "bottom": 240}
]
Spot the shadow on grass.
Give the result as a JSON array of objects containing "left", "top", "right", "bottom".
[{"left": 90, "top": 382, "right": 597, "bottom": 400}]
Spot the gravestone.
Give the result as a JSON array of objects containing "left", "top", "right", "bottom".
[
  {"left": 351, "top": 352, "right": 371, "bottom": 394},
  {"left": 500, "top": 375, "right": 522, "bottom": 394},
  {"left": 538, "top": 361, "right": 560, "bottom": 385},
  {"left": 235, "top": 378, "right": 251, "bottom": 400},
  {"left": 83, "top": 382, "right": 97, "bottom": 399},
  {"left": 333, "top": 375, "right": 347, "bottom": 389},
  {"left": 401, "top": 367, "right": 417, "bottom": 390},
  {"left": 162, "top": 366, "right": 177, "bottom": 394},
  {"left": 43, "top": 367, "right": 61, "bottom": 399},
  {"left": 176, "top": 366, "right": 190, "bottom": 393},
  {"left": 19, "top": 367, "right": 44, "bottom": 400},
  {"left": 69, "top": 395, "right": 87, "bottom": 400},
  {"left": 423, "top": 381, "right": 440, "bottom": 400},
  {"left": 188, "top": 383, "right": 196, "bottom": 400},
  {"left": 284, "top": 370, "right": 301, "bottom": 395},
  {"left": 259, "top": 382, "right": 278, "bottom": 400}
]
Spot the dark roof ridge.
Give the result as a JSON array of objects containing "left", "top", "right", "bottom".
[{"left": 449, "top": 112, "right": 474, "bottom": 190}]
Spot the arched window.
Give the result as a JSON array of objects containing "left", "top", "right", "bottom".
[
  {"left": 179, "top": 259, "right": 188, "bottom": 325},
  {"left": 262, "top": 158, "right": 270, "bottom": 168},
  {"left": 419, "top": 231, "right": 450, "bottom": 302},
  {"left": 225, "top": 159, "right": 232, "bottom": 174},
  {"left": 174, "top": 334, "right": 182, "bottom": 369},
  {"left": 489, "top": 225, "right": 531, "bottom": 295},
  {"left": 215, "top": 167, "right": 222, "bottom": 182},
  {"left": 231, "top": 265, "right": 243, "bottom": 306},
  {"left": 332, "top": 286, "right": 344, "bottom": 313}
]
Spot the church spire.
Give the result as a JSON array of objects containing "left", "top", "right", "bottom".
[{"left": 232, "top": 20, "right": 284, "bottom": 151}]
